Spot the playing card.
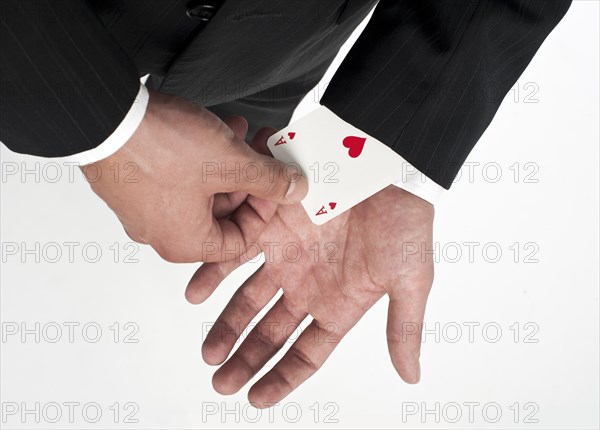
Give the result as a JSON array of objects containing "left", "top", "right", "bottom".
[{"left": 267, "top": 107, "right": 404, "bottom": 225}]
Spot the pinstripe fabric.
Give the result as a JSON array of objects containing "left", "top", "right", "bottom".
[
  {"left": 0, "top": 0, "right": 571, "bottom": 189},
  {"left": 321, "top": 0, "right": 572, "bottom": 188},
  {"left": 0, "top": 0, "right": 140, "bottom": 157}
]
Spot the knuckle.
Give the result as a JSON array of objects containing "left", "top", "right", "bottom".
[{"left": 289, "top": 347, "right": 319, "bottom": 373}]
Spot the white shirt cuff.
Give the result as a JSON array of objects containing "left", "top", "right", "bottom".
[
  {"left": 59, "top": 83, "right": 149, "bottom": 165},
  {"left": 392, "top": 164, "right": 445, "bottom": 205}
]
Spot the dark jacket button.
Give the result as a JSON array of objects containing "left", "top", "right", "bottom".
[{"left": 186, "top": 3, "right": 218, "bottom": 21}]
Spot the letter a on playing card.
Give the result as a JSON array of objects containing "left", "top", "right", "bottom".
[{"left": 274, "top": 136, "right": 287, "bottom": 146}]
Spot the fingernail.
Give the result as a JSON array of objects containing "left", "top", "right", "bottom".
[
  {"left": 285, "top": 177, "right": 297, "bottom": 201},
  {"left": 285, "top": 172, "right": 307, "bottom": 203}
]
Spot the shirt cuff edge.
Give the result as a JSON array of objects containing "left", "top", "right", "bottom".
[{"left": 58, "top": 83, "right": 149, "bottom": 165}]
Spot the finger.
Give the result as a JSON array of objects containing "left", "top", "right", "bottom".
[
  {"left": 203, "top": 126, "right": 288, "bottom": 262},
  {"left": 210, "top": 116, "right": 251, "bottom": 219},
  {"left": 386, "top": 279, "right": 433, "bottom": 384},
  {"left": 236, "top": 126, "right": 283, "bottom": 223},
  {"left": 213, "top": 191, "right": 248, "bottom": 218},
  {"left": 212, "top": 296, "right": 308, "bottom": 394},
  {"left": 210, "top": 126, "right": 270, "bottom": 221},
  {"left": 247, "top": 127, "right": 308, "bottom": 204},
  {"left": 224, "top": 115, "right": 249, "bottom": 141},
  {"left": 185, "top": 247, "right": 261, "bottom": 304},
  {"left": 219, "top": 131, "right": 308, "bottom": 204},
  {"left": 248, "top": 319, "right": 344, "bottom": 407},
  {"left": 201, "top": 195, "right": 275, "bottom": 263},
  {"left": 202, "top": 179, "right": 286, "bottom": 263},
  {"left": 249, "top": 127, "right": 277, "bottom": 156},
  {"left": 203, "top": 266, "right": 282, "bottom": 365}
]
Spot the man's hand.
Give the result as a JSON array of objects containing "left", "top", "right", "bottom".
[
  {"left": 186, "top": 184, "right": 435, "bottom": 407},
  {"left": 81, "top": 90, "right": 307, "bottom": 263}
]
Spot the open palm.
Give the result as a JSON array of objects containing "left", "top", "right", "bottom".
[{"left": 186, "top": 184, "right": 435, "bottom": 407}]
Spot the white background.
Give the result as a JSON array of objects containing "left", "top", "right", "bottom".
[{"left": 1, "top": 1, "right": 598, "bottom": 429}]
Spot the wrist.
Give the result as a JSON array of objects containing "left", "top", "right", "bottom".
[
  {"left": 398, "top": 186, "right": 434, "bottom": 210},
  {"left": 79, "top": 90, "right": 158, "bottom": 175},
  {"left": 380, "top": 185, "right": 435, "bottom": 219}
]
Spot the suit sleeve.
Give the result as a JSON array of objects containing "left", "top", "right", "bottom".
[
  {"left": 0, "top": 0, "right": 141, "bottom": 158},
  {"left": 322, "top": 0, "right": 572, "bottom": 189}
]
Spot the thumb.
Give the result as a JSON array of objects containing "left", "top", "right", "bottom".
[
  {"left": 386, "top": 279, "right": 431, "bottom": 384},
  {"left": 224, "top": 135, "right": 308, "bottom": 204},
  {"left": 387, "top": 296, "right": 422, "bottom": 384}
]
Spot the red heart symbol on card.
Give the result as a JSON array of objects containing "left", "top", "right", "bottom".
[
  {"left": 343, "top": 136, "right": 366, "bottom": 158},
  {"left": 329, "top": 202, "right": 337, "bottom": 210},
  {"left": 287, "top": 132, "right": 296, "bottom": 140}
]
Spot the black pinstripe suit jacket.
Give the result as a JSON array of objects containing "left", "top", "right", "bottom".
[{"left": 0, "top": 0, "right": 571, "bottom": 188}]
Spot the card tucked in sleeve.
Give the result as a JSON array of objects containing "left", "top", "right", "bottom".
[{"left": 267, "top": 107, "right": 405, "bottom": 225}]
